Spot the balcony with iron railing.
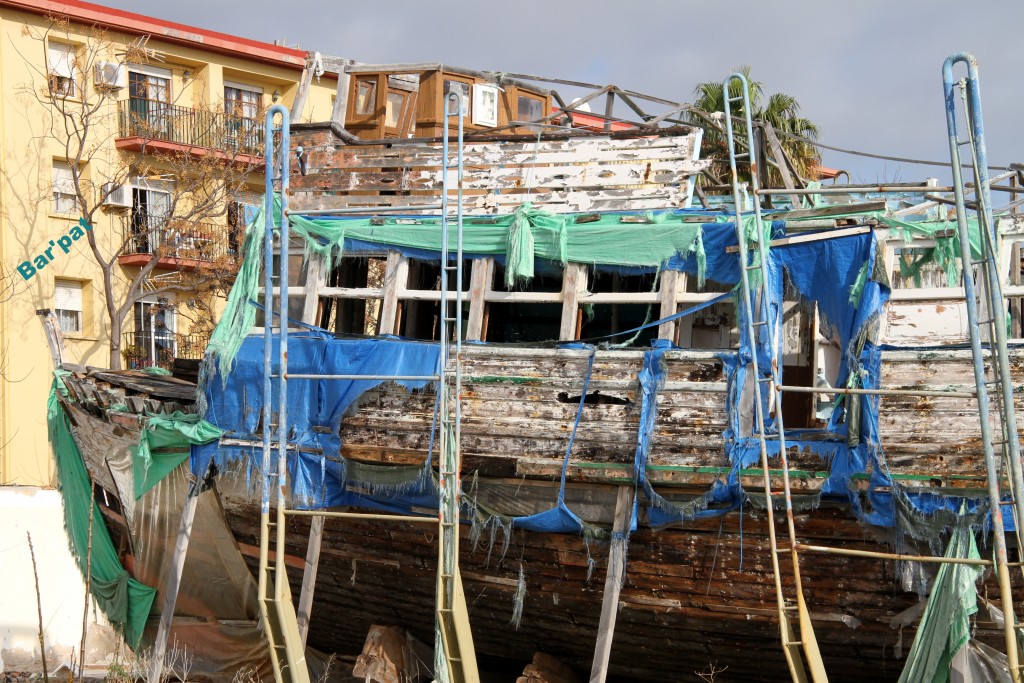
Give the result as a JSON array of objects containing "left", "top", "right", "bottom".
[
  {"left": 116, "top": 98, "right": 265, "bottom": 160},
  {"left": 121, "top": 330, "right": 210, "bottom": 370},
  {"left": 118, "top": 215, "right": 243, "bottom": 271}
]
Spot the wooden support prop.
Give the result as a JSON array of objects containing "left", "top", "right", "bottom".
[
  {"left": 519, "top": 652, "right": 581, "bottom": 683},
  {"left": 296, "top": 515, "right": 324, "bottom": 648},
  {"left": 589, "top": 486, "right": 634, "bottom": 683},
  {"left": 330, "top": 60, "right": 352, "bottom": 127},
  {"left": 761, "top": 123, "right": 803, "bottom": 208},
  {"left": 149, "top": 489, "right": 200, "bottom": 683},
  {"left": 290, "top": 55, "right": 315, "bottom": 122}
]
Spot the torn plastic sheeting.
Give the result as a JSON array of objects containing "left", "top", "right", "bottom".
[
  {"left": 132, "top": 412, "right": 223, "bottom": 499},
  {"left": 48, "top": 378, "right": 156, "bottom": 649},
  {"left": 896, "top": 520, "right": 983, "bottom": 683}
]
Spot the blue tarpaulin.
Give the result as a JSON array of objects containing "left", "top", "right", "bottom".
[{"left": 196, "top": 214, "right": 999, "bottom": 534}]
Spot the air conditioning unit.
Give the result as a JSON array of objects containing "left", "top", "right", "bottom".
[
  {"left": 101, "top": 183, "right": 132, "bottom": 209},
  {"left": 93, "top": 61, "right": 126, "bottom": 90}
]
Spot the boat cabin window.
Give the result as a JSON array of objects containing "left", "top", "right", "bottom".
[
  {"left": 1008, "top": 238, "right": 1024, "bottom": 339},
  {"left": 484, "top": 263, "right": 563, "bottom": 343},
  {"left": 354, "top": 78, "right": 377, "bottom": 117},
  {"left": 517, "top": 95, "right": 544, "bottom": 128},
  {"left": 890, "top": 245, "right": 962, "bottom": 290},
  {"left": 395, "top": 257, "right": 472, "bottom": 341},
  {"left": 677, "top": 276, "right": 739, "bottom": 350},
  {"left": 577, "top": 268, "right": 659, "bottom": 347},
  {"left": 256, "top": 237, "right": 308, "bottom": 327},
  {"left": 385, "top": 91, "right": 406, "bottom": 129},
  {"left": 320, "top": 255, "right": 387, "bottom": 336},
  {"left": 779, "top": 272, "right": 817, "bottom": 428}
]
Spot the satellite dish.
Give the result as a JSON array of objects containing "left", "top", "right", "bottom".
[{"left": 569, "top": 98, "right": 592, "bottom": 113}]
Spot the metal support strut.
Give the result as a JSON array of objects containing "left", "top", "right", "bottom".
[
  {"left": 723, "top": 72, "right": 828, "bottom": 683},
  {"left": 943, "top": 52, "right": 1023, "bottom": 682}
]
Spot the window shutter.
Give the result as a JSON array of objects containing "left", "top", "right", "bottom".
[
  {"left": 128, "top": 63, "right": 172, "bottom": 80},
  {"left": 52, "top": 162, "right": 75, "bottom": 194},
  {"left": 47, "top": 43, "right": 75, "bottom": 79},
  {"left": 55, "top": 280, "right": 83, "bottom": 311}
]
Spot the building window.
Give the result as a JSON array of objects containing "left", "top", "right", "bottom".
[
  {"left": 227, "top": 199, "right": 259, "bottom": 255},
  {"left": 133, "top": 298, "right": 176, "bottom": 366},
  {"left": 354, "top": 79, "right": 376, "bottom": 116},
  {"left": 52, "top": 161, "right": 78, "bottom": 214},
  {"left": 224, "top": 82, "right": 262, "bottom": 119},
  {"left": 47, "top": 42, "right": 76, "bottom": 97},
  {"left": 129, "top": 182, "right": 172, "bottom": 254},
  {"left": 224, "top": 82, "right": 263, "bottom": 150},
  {"left": 127, "top": 65, "right": 172, "bottom": 137},
  {"left": 55, "top": 279, "right": 83, "bottom": 334}
]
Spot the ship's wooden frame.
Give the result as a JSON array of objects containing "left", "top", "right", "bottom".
[{"left": 52, "top": 78, "right": 1024, "bottom": 682}]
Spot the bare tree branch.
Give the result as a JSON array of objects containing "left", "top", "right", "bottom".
[{"left": 13, "top": 17, "right": 260, "bottom": 369}]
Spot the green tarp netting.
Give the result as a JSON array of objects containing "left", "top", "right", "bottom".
[
  {"left": 203, "top": 198, "right": 706, "bottom": 383},
  {"left": 132, "top": 412, "right": 223, "bottom": 499},
  {"left": 48, "top": 378, "right": 156, "bottom": 649},
  {"left": 897, "top": 522, "right": 983, "bottom": 683}
]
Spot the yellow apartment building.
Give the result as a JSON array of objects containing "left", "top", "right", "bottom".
[{"left": 0, "top": 0, "right": 337, "bottom": 487}]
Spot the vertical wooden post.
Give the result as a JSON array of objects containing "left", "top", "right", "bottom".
[
  {"left": 465, "top": 258, "right": 493, "bottom": 341},
  {"left": 290, "top": 55, "right": 316, "bottom": 123},
  {"left": 559, "top": 263, "right": 587, "bottom": 341},
  {"left": 658, "top": 270, "right": 681, "bottom": 342},
  {"left": 330, "top": 62, "right": 352, "bottom": 127},
  {"left": 296, "top": 516, "right": 324, "bottom": 648},
  {"left": 378, "top": 252, "right": 408, "bottom": 335},
  {"left": 300, "top": 255, "right": 323, "bottom": 326},
  {"left": 603, "top": 90, "right": 615, "bottom": 133},
  {"left": 589, "top": 486, "right": 634, "bottom": 683}
]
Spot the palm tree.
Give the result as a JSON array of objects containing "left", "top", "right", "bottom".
[{"left": 687, "top": 66, "right": 821, "bottom": 188}]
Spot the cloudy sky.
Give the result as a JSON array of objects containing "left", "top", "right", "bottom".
[{"left": 105, "top": 0, "right": 1022, "bottom": 187}]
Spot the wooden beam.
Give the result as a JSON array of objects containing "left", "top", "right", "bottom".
[
  {"left": 559, "top": 263, "right": 587, "bottom": 341},
  {"left": 149, "top": 490, "right": 200, "bottom": 683},
  {"left": 377, "top": 252, "right": 408, "bottom": 335},
  {"left": 761, "top": 122, "right": 803, "bottom": 208},
  {"left": 725, "top": 226, "right": 872, "bottom": 253},
  {"left": 589, "top": 485, "right": 634, "bottom": 683},
  {"left": 330, "top": 60, "right": 353, "bottom": 127},
  {"left": 466, "top": 258, "right": 494, "bottom": 341},
  {"left": 290, "top": 55, "right": 315, "bottom": 123},
  {"left": 658, "top": 270, "right": 681, "bottom": 342},
  {"left": 296, "top": 515, "right": 324, "bottom": 648},
  {"left": 301, "top": 255, "right": 324, "bottom": 325}
]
